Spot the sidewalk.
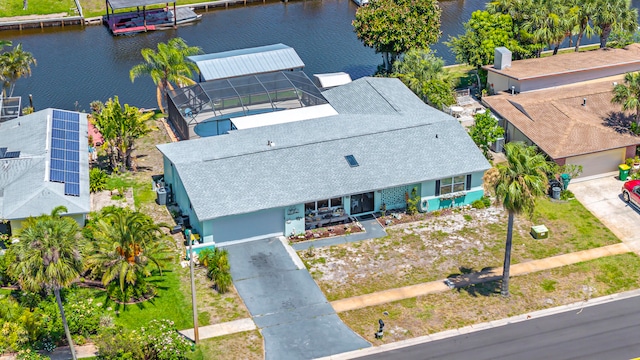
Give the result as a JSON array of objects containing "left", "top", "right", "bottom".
[{"left": 177, "top": 242, "right": 631, "bottom": 341}]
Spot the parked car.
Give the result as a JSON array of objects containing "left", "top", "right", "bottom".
[{"left": 621, "top": 180, "right": 640, "bottom": 206}]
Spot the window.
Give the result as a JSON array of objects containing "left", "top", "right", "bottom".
[
  {"left": 304, "top": 198, "right": 344, "bottom": 213},
  {"left": 437, "top": 175, "right": 467, "bottom": 195},
  {"left": 317, "top": 199, "right": 329, "bottom": 209},
  {"left": 305, "top": 202, "right": 316, "bottom": 214}
]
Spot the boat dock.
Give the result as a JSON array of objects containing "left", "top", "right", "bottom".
[{"left": 106, "top": 7, "right": 201, "bottom": 35}]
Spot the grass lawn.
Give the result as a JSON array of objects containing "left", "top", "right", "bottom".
[
  {"left": 79, "top": 0, "right": 271, "bottom": 18},
  {"left": 0, "top": 0, "right": 77, "bottom": 17},
  {"left": 188, "top": 330, "right": 263, "bottom": 360},
  {"left": 301, "top": 198, "right": 620, "bottom": 301},
  {"left": 86, "top": 121, "right": 251, "bottom": 330},
  {"left": 86, "top": 264, "right": 194, "bottom": 330},
  {"left": 339, "top": 253, "right": 640, "bottom": 344}
]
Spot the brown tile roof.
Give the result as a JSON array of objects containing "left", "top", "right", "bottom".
[
  {"left": 483, "top": 75, "right": 640, "bottom": 159},
  {"left": 482, "top": 44, "right": 640, "bottom": 80}
]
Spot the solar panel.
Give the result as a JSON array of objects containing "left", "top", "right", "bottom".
[{"left": 49, "top": 110, "right": 82, "bottom": 196}]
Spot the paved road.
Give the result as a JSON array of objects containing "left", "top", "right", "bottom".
[
  {"left": 355, "top": 296, "right": 640, "bottom": 360},
  {"left": 224, "top": 238, "right": 370, "bottom": 360}
]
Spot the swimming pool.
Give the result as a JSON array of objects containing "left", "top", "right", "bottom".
[{"left": 193, "top": 108, "right": 283, "bottom": 137}]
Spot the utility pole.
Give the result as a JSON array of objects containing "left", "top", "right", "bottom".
[{"left": 187, "top": 229, "right": 199, "bottom": 343}]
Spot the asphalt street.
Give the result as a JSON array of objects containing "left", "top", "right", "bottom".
[{"left": 355, "top": 295, "right": 640, "bottom": 360}]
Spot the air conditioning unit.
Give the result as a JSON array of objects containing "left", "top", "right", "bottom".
[{"left": 491, "top": 137, "right": 505, "bottom": 153}]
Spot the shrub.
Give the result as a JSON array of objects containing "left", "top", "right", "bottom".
[
  {"left": 481, "top": 196, "right": 491, "bottom": 208},
  {"left": 140, "top": 319, "right": 192, "bottom": 360},
  {"left": 200, "top": 248, "right": 232, "bottom": 294},
  {"left": 15, "top": 349, "right": 49, "bottom": 360},
  {"left": 0, "top": 321, "right": 29, "bottom": 353},
  {"left": 107, "top": 278, "right": 154, "bottom": 303},
  {"left": 64, "top": 293, "right": 104, "bottom": 336},
  {"left": 471, "top": 199, "right": 485, "bottom": 209},
  {"left": 95, "top": 327, "right": 145, "bottom": 360},
  {"left": 560, "top": 190, "right": 574, "bottom": 201},
  {"left": 405, "top": 187, "right": 420, "bottom": 215},
  {"left": 89, "top": 168, "right": 108, "bottom": 193}
]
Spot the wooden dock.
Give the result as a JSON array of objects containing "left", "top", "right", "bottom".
[{"left": 0, "top": 0, "right": 291, "bottom": 32}]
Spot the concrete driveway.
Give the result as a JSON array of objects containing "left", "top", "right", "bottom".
[
  {"left": 569, "top": 176, "right": 640, "bottom": 254},
  {"left": 223, "top": 237, "right": 370, "bottom": 360}
]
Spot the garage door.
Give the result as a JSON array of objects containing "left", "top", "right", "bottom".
[
  {"left": 565, "top": 148, "right": 625, "bottom": 178},
  {"left": 211, "top": 208, "right": 284, "bottom": 243}
]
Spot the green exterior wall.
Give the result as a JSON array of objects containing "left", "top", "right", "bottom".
[{"left": 419, "top": 170, "right": 486, "bottom": 212}]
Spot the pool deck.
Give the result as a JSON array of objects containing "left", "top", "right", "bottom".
[{"left": 186, "top": 100, "right": 301, "bottom": 138}]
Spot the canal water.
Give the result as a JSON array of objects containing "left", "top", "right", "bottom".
[{"left": 2, "top": 0, "right": 639, "bottom": 110}]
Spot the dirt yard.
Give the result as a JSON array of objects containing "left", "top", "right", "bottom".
[{"left": 301, "top": 198, "right": 620, "bottom": 301}]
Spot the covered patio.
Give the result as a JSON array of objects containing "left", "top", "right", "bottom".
[{"left": 166, "top": 71, "right": 332, "bottom": 140}]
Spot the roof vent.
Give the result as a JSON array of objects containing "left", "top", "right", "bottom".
[
  {"left": 267, "top": 140, "right": 275, "bottom": 147},
  {"left": 345, "top": 155, "right": 359, "bottom": 167}
]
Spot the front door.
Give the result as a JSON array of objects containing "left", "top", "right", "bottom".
[{"left": 350, "top": 192, "right": 374, "bottom": 215}]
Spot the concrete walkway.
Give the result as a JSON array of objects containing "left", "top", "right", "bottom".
[
  {"left": 176, "top": 242, "right": 630, "bottom": 344},
  {"left": 330, "top": 243, "right": 629, "bottom": 312}
]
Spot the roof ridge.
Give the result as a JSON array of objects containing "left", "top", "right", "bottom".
[{"left": 202, "top": 121, "right": 436, "bottom": 163}]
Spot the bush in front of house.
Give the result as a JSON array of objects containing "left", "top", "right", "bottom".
[
  {"left": 199, "top": 248, "right": 232, "bottom": 294},
  {"left": 95, "top": 319, "right": 192, "bottom": 360},
  {"left": 89, "top": 167, "right": 108, "bottom": 193}
]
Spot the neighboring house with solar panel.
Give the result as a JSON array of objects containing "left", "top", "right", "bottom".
[
  {"left": 0, "top": 109, "right": 90, "bottom": 235},
  {"left": 157, "top": 77, "right": 491, "bottom": 249}
]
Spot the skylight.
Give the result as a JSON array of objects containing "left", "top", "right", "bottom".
[{"left": 345, "top": 155, "right": 359, "bottom": 167}]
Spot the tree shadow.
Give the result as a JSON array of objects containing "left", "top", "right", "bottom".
[
  {"left": 603, "top": 111, "right": 635, "bottom": 134},
  {"left": 446, "top": 266, "right": 501, "bottom": 297}
]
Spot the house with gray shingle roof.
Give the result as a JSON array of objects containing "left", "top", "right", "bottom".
[
  {"left": 157, "top": 77, "right": 490, "bottom": 247},
  {"left": 0, "top": 109, "right": 90, "bottom": 234}
]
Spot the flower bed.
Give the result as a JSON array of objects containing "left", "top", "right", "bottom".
[{"left": 289, "top": 222, "right": 364, "bottom": 243}]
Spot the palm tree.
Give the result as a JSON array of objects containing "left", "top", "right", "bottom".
[
  {"left": 8, "top": 206, "right": 82, "bottom": 360},
  {"left": 523, "top": 0, "right": 570, "bottom": 55},
  {"left": 612, "top": 72, "right": 640, "bottom": 126},
  {"left": 392, "top": 49, "right": 456, "bottom": 109},
  {"left": 83, "top": 208, "right": 173, "bottom": 302},
  {"left": 573, "top": 0, "right": 597, "bottom": 51},
  {"left": 0, "top": 43, "right": 36, "bottom": 97},
  {"left": 592, "top": 0, "right": 638, "bottom": 49},
  {"left": 129, "top": 37, "right": 202, "bottom": 113},
  {"left": 485, "top": 142, "right": 551, "bottom": 297},
  {"left": 0, "top": 40, "right": 11, "bottom": 49}
]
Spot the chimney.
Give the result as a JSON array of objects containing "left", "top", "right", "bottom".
[
  {"left": 582, "top": 98, "right": 587, "bottom": 106},
  {"left": 494, "top": 47, "right": 512, "bottom": 70}
]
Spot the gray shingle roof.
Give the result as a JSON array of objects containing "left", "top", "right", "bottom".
[
  {"left": 188, "top": 44, "right": 305, "bottom": 82},
  {"left": 322, "top": 77, "right": 429, "bottom": 115},
  {"left": 0, "top": 109, "right": 90, "bottom": 220},
  {"left": 158, "top": 77, "right": 490, "bottom": 221}
]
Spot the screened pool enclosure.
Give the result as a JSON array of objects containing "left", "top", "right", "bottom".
[{"left": 167, "top": 71, "right": 329, "bottom": 140}]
